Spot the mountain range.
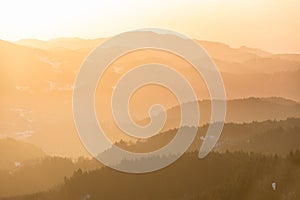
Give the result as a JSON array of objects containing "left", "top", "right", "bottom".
[{"left": 1, "top": 33, "right": 299, "bottom": 156}]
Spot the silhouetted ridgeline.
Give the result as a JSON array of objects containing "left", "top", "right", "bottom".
[
  {"left": 3, "top": 151, "right": 300, "bottom": 200},
  {"left": 115, "top": 117, "right": 300, "bottom": 156},
  {"left": 0, "top": 118, "right": 299, "bottom": 199},
  {"left": 142, "top": 97, "right": 300, "bottom": 130}
]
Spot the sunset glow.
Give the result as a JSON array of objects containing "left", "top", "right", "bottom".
[{"left": 1, "top": 0, "right": 299, "bottom": 52}]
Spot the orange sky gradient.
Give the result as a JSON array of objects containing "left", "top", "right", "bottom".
[{"left": 1, "top": 0, "right": 300, "bottom": 53}]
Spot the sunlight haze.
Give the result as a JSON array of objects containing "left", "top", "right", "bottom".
[{"left": 1, "top": 0, "right": 299, "bottom": 53}]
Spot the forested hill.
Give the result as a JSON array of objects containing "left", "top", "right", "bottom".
[
  {"left": 4, "top": 151, "right": 300, "bottom": 200},
  {"left": 115, "top": 117, "right": 300, "bottom": 156}
]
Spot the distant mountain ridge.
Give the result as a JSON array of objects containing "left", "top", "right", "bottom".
[
  {"left": 11, "top": 35, "right": 300, "bottom": 75},
  {"left": 15, "top": 38, "right": 106, "bottom": 51},
  {"left": 140, "top": 97, "right": 300, "bottom": 131},
  {"left": 0, "top": 33, "right": 299, "bottom": 156},
  {"left": 0, "top": 138, "right": 45, "bottom": 170}
]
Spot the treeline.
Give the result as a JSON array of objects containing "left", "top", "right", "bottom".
[
  {"left": 4, "top": 150, "right": 300, "bottom": 200},
  {"left": 1, "top": 118, "right": 300, "bottom": 199},
  {"left": 0, "top": 157, "right": 101, "bottom": 197},
  {"left": 115, "top": 118, "right": 300, "bottom": 156}
]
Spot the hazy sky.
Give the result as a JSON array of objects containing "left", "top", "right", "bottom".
[{"left": 1, "top": 0, "right": 299, "bottom": 53}]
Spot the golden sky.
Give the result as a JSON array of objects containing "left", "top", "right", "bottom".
[{"left": 1, "top": 0, "right": 299, "bottom": 53}]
